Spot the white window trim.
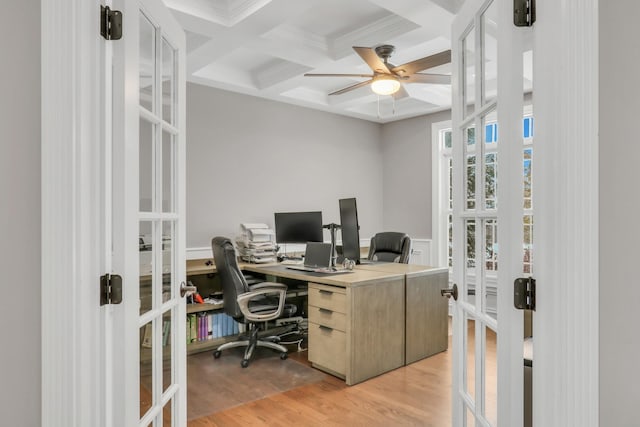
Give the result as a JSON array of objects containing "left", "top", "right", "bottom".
[{"left": 431, "top": 119, "right": 452, "bottom": 268}]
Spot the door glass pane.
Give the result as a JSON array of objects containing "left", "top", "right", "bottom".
[
  {"left": 466, "top": 405, "right": 475, "bottom": 427},
  {"left": 482, "top": 0, "right": 498, "bottom": 105},
  {"left": 139, "top": 13, "right": 155, "bottom": 112},
  {"left": 162, "top": 130, "right": 174, "bottom": 213},
  {"left": 140, "top": 221, "right": 153, "bottom": 315},
  {"left": 162, "top": 221, "right": 174, "bottom": 302},
  {"left": 484, "top": 219, "right": 498, "bottom": 273},
  {"left": 162, "top": 310, "right": 172, "bottom": 393},
  {"left": 140, "top": 118, "right": 154, "bottom": 212},
  {"left": 161, "top": 38, "right": 175, "bottom": 124},
  {"left": 484, "top": 219, "right": 498, "bottom": 318},
  {"left": 466, "top": 153, "right": 476, "bottom": 210},
  {"left": 465, "top": 314, "right": 476, "bottom": 401},
  {"left": 463, "top": 28, "right": 476, "bottom": 117},
  {"left": 465, "top": 219, "right": 476, "bottom": 307},
  {"left": 163, "top": 398, "right": 173, "bottom": 427},
  {"left": 523, "top": 147, "right": 532, "bottom": 209},
  {"left": 485, "top": 325, "right": 498, "bottom": 426},
  {"left": 485, "top": 153, "right": 497, "bottom": 209},
  {"left": 448, "top": 214, "right": 453, "bottom": 268},
  {"left": 467, "top": 126, "right": 476, "bottom": 146},
  {"left": 523, "top": 215, "right": 533, "bottom": 274},
  {"left": 140, "top": 321, "right": 153, "bottom": 418}
]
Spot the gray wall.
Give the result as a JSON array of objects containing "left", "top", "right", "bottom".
[
  {"left": 186, "top": 84, "right": 384, "bottom": 249},
  {"left": 381, "top": 110, "right": 450, "bottom": 238},
  {"left": 0, "top": 1, "right": 41, "bottom": 426},
  {"left": 599, "top": 2, "right": 640, "bottom": 424}
]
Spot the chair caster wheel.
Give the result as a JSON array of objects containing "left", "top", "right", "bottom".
[
  {"left": 213, "top": 350, "right": 221, "bottom": 359},
  {"left": 241, "top": 359, "right": 249, "bottom": 368},
  {"left": 280, "top": 352, "right": 288, "bottom": 360}
]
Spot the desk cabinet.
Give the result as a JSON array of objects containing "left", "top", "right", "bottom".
[
  {"left": 405, "top": 269, "right": 449, "bottom": 364},
  {"left": 308, "top": 278, "right": 405, "bottom": 386}
]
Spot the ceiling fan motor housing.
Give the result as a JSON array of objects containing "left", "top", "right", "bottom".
[{"left": 374, "top": 44, "right": 395, "bottom": 62}]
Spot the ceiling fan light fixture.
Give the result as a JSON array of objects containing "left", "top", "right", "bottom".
[{"left": 371, "top": 74, "right": 400, "bottom": 95}]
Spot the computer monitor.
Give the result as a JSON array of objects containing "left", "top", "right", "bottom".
[
  {"left": 339, "top": 198, "right": 361, "bottom": 263},
  {"left": 274, "top": 211, "right": 323, "bottom": 244}
]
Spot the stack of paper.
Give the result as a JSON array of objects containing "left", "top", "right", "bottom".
[{"left": 236, "top": 223, "right": 277, "bottom": 263}]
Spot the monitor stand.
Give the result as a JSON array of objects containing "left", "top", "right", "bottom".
[{"left": 322, "top": 223, "right": 341, "bottom": 268}]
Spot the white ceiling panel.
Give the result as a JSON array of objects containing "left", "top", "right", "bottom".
[{"left": 168, "top": 0, "right": 462, "bottom": 123}]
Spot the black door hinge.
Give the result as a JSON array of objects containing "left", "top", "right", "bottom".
[
  {"left": 514, "top": 0, "right": 536, "bottom": 27},
  {"left": 101, "top": 5, "right": 123, "bottom": 40},
  {"left": 514, "top": 277, "right": 536, "bottom": 310},
  {"left": 101, "top": 273, "right": 123, "bottom": 306}
]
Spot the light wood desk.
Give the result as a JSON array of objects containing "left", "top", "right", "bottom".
[
  {"left": 356, "top": 263, "right": 449, "bottom": 364},
  {"left": 185, "top": 259, "right": 448, "bottom": 384},
  {"left": 243, "top": 264, "right": 406, "bottom": 385}
]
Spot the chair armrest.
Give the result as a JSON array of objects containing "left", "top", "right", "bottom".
[
  {"left": 236, "top": 286, "right": 287, "bottom": 322},
  {"left": 248, "top": 282, "right": 287, "bottom": 291}
]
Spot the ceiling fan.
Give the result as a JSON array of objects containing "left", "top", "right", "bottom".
[{"left": 304, "top": 45, "right": 451, "bottom": 98}]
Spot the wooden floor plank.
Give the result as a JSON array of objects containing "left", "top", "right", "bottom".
[{"left": 187, "top": 324, "right": 497, "bottom": 426}]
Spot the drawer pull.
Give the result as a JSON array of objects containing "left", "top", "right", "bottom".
[
  {"left": 319, "top": 325, "right": 333, "bottom": 332},
  {"left": 319, "top": 289, "right": 333, "bottom": 295},
  {"left": 319, "top": 308, "right": 333, "bottom": 314}
]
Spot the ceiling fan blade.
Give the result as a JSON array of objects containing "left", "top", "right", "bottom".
[
  {"left": 329, "top": 79, "right": 373, "bottom": 96},
  {"left": 304, "top": 73, "right": 374, "bottom": 78},
  {"left": 391, "top": 50, "right": 452, "bottom": 76},
  {"left": 406, "top": 73, "right": 451, "bottom": 85},
  {"left": 353, "top": 46, "right": 391, "bottom": 73},
  {"left": 392, "top": 85, "right": 410, "bottom": 100}
]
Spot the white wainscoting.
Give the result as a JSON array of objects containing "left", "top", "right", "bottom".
[
  {"left": 187, "top": 247, "right": 212, "bottom": 260},
  {"left": 409, "top": 238, "right": 432, "bottom": 266},
  {"left": 186, "top": 238, "right": 372, "bottom": 261}
]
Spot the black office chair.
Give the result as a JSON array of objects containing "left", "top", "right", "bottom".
[
  {"left": 367, "top": 232, "right": 412, "bottom": 264},
  {"left": 211, "top": 236, "right": 294, "bottom": 368}
]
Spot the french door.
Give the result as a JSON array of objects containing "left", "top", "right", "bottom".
[
  {"left": 450, "top": 0, "right": 530, "bottom": 426},
  {"left": 110, "top": 0, "right": 187, "bottom": 425}
]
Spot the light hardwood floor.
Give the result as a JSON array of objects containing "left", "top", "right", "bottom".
[{"left": 188, "top": 321, "right": 496, "bottom": 426}]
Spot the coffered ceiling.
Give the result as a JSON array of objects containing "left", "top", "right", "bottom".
[{"left": 166, "top": 0, "right": 466, "bottom": 123}]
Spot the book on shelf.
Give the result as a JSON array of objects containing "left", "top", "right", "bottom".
[
  {"left": 141, "top": 323, "right": 152, "bottom": 348},
  {"left": 162, "top": 320, "right": 170, "bottom": 347}
]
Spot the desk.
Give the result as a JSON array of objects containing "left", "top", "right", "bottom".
[
  {"left": 243, "top": 264, "right": 406, "bottom": 385},
  {"left": 356, "top": 263, "right": 449, "bottom": 364},
  {"left": 185, "top": 259, "right": 448, "bottom": 385}
]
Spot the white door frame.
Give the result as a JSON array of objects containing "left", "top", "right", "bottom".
[
  {"left": 533, "top": 1, "right": 599, "bottom": 425},
  {"left": 42, "top": 1, "right": 600, "bottom": 425}
]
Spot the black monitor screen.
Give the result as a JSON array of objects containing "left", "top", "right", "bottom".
[
  {"left": 339, "top": 198, "right": 361, "bottom": 263},
  {"left": 274, "top": 211, "right": 323, "bottom": 244}
]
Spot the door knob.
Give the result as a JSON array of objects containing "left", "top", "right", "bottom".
[
  {"left": 441, "top": 283, "right": 458, "bottom": 301},
  {"left": 180, "top": 281, "right": 197, "bottom": 298}
]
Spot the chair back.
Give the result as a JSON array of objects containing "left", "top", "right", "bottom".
[
  {"left": 211, "top": 236, "right": 249, "bottom": 319},
  {"left": 368, "top": 232, "right": 411, "bottom": 264}
]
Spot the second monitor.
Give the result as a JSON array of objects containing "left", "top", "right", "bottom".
[
  {"left": 339, "top": 198, "right": 362, "bottom": 264},
  {"left": 274, "top": 211, "right": 323, "bottom": 244}
]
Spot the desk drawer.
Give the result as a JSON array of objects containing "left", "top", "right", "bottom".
[
  {"left": 308, "top": 306, "right": 346, "bottom": 332},
  {"left": 308, "top": 283, "right": 346, "bottom": 313},
  {"left": 308, "top": 321, "right": 346, "bottom": 376}
]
